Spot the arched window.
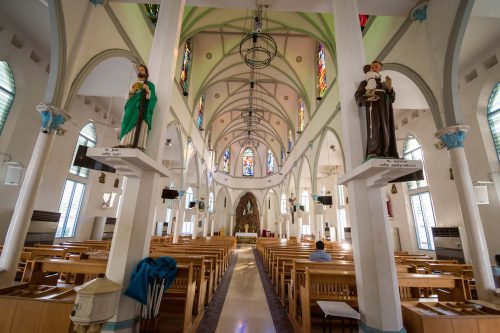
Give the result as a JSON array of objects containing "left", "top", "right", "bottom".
[
  {"left": 317, "top": 43, "right": 327, "bottom": 99},
  {"left": 298, "top": 97, "right": 305, "bottom": 133},
  {"left": 179, "top": 38, "right": 192, "bottom": 96},
  {"left": 487, "top": 82, "right": 500, "bottom": 163},
  {"left": 0, "top": 61, "right": 15, "bottom": 135},
  {"left": 70, "top": 123, "right": 97, "bottom": 178},
  {"left": 196, "top": 93, "right": 205, "bottom": 129},
  {"left": 185, "top": 187, "right": 194, "bottom": 209},
  {"left": 144, "top": 4, "right": 160, "bottom": 25},
  {"left": 208, "top": 192, "right": 214, "bottom": 213},
  {"left": 403, "top": 138, "right": 437, "bottom": 250},
  {"left": 242, "top": 148, "right": 254, "bottom": 176},
  {"left": 301, "top": 190, "right": 310, "bottom": 212},
  {"left": 223, "top": 148, "right": 230, "bottom": 173},
  {"left": 287, "top": 129, "right": 293, "bottom": 153},
  {"left": 57, "top": 122, "right": 97, "bottom": 238},
  {"left": 266, "top": 149, "right": 274, "bottom": 175},
  {"left": 281, "top": 147, "right": 285, "bottom": 165},
  {"left": 281, "top": 193, "right": 287, "bottom": 214}
]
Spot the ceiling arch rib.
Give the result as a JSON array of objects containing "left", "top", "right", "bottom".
[{"left": 213, "top": 117, "right": 285, "bottom": 150}]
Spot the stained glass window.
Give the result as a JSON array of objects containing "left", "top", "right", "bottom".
[
  {"left": 359, "top": 14, "right": 370, "bottom": 31},
  {"left": 281, "top": 147, "right": 285, "bottom": 164},
  {"left": 266, "top": 149, "right": 274, "bottom": 175},
  {"left": 196, "top": 93, "right": 205, "bottom": 129},
  {"left": 144, "top": 4, "right": 160, "bottom": 26},
  {"left": 317, "top": 43, "right": 327, "bottom": 99},
  {"left": 242, "top": 148, "right": 254, "bottom": 176},
  {"left": 0, "top": 61, "right": 15, "bottom": 135},
  {"left": 223, "top": 148, "right": 230, "bottom": 173},
  {"left": 287, "top": 129, "right": 293, "bottom": 153},
  {"left": 298, "top": 97, "right": 305, "bottom": 133},
  {"left": 180, "top": 38, "right": 192, "bottom": 96},
  {"left": 487, "top": 83, "right": 500, "bottom": 163}
]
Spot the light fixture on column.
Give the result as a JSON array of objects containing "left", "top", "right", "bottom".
[{"left": 239, "top": 5, "right": 277, "bottom": 69}]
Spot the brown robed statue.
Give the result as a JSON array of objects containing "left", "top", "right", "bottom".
[{"left": 355, "top": 60, "right": 399, "bottom": 160}]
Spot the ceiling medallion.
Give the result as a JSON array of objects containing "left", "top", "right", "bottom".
[
  {"left": 276, "top": 121, "right": 280, "bottom": 126},
  {"left": 206, "top": 52, "right": 213, "bottom": 59},
  {"left": 284, "top": 96, "right": 289, "bottom": 101},
  {"left": 220, "top": 119, "right": 224, "bottom": 124},
  {"left": 215, "top": 93, "right": 220, "bottom": 98},
  {"left": 239, "top": 5, "right": 277, "bottom": 69},
  {"left": 296, "top": 56, "right": 302, "bottom": 63},
  {"left": 224, "top": 137, "right": 228, "bottom": 141}
]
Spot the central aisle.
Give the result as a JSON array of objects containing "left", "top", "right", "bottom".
[{"left": 215, "top": 245, "right": 276, "bottom": 333}]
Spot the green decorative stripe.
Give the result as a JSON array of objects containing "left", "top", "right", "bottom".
[{"left": 102, "top": 317, "right": 139, "bottom": 331}]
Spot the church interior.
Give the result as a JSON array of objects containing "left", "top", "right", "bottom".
[{"left": 0, "top": 0, "right": 500, "bottom": 332}]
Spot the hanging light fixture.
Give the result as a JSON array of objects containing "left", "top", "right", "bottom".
[{"left": 239, "top": 5, "right": 277, "bottom": 69}]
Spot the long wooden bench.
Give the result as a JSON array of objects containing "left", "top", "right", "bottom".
[
  {"left": 23, "top": 259, "right": 107, "bottom": 285},
  {"left": 297, "top": 269, "right": 468, "bottom": 333},
  {"left": 150, "top": 254, "right": 207, "bottom": 316},
  {"left": 160, "top": 263, "right": 197, "bottom": 333}
]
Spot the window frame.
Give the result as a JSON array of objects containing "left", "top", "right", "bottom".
[
  {"left": 487, "top": 82, "right": 500, "bottom": 163},
  {"left": 56, "top": 179, "right": 86, "bottom": 238},
  {"left": 403, "top": 137, "right": 437, "bottom": 251},
  {"left": 0, "top": 61, "right": 16, "bottom": 135},
  {"left": 70, "top": 123, "right": 97, "bottom": 178}
]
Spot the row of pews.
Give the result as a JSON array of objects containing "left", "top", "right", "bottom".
[
  {"left": 257, "top": 238, "right": 482, "bottom": 333},
  {"left": 0, "top": 236, "right": 236, "bottom": 333}
]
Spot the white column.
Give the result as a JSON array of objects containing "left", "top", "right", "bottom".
[
  {"left": 260, "top": 216, "right": 264, "bottom": 236},
  {"left": 332, "top": 1, "right": 405, "bottom": 332},
  {"left": 315, "top": 212, "right": 321, "bottom": 242},
  {"left": 146, "top": 0, "right": 185, "bottom": 162},
  {"left": 297, "top": 215, "right": 303, "bottom": 241},
  {"left": 202, "top": 213, "right": 208, "bottom": 237},
  {"left": 173, "top": 195, "right": 185, "bottom": 243},
  {"left": 210, "top": 214, "right": 215, "bottom": 237},
  {"left": 438, "top": 126, "right": 496, "bottom": 301},
  {"left": 279, "top": 216, "right": 283, "bottom": 239},
  {"left": 229, "top": 215, "right": 234, "bottom": 236},
  {"left": 106, "top": 171, "right": 161, "bottom": 328},
  {"left": 192, "top": 207, "right": 199, "bottom": 240},
  {"left": 285, "top": 216, "right": 290, "bottom": 241},
  {"left": 0, "top": 106, "right": 68, "bottom": 287}
]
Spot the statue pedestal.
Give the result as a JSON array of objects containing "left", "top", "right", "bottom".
[
  {"left": 87, "top": 147, "right": 170, "bottom": 178},
  {"left": 86, "top": 147, "right": 170, "bottom": 330}
]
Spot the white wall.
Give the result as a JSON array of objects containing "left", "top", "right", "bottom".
[
  {"left": 0, "top": 18, "right": 124, "bottom": 243},
  {"left": 0, "top": 23, "right": 50, "bottom": 242}
]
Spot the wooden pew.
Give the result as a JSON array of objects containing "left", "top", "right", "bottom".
[
  {"left": 23, "top": 259, "right": 106, "bottom": 285},
  {"left": 297, "top": 270, "right": 467, "bottom": 333},
  {"left": 150, "top": 254, "right": 207, "bottom": 315},
  {"left": 160, "top": 263, "right": 197, "bottom": 333}
]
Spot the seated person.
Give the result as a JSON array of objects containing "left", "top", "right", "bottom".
[{"left": 309, "top": 240, "right": 332, "bottom": 262}]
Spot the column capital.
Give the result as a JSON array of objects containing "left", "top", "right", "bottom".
[
  {"left": 435, "top": 125, "right": 470, "bottom": 150},
  {"left": 36, "top": 103, "right": 70, "bottom": 135},
  {"left": 410, "top": 1, "right": 429, "bottom": 23}
]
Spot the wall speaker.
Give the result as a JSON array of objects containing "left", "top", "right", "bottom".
[{"left": 5, "top": 165, "right": 23, "bottom": 186}]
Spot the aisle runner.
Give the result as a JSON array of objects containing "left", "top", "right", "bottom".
[
  {"left": 196, "top": 252, "right": 239, "bottom": 333},
  {"left": 252, "top": 248, "right": 294, "bottom": 333}
]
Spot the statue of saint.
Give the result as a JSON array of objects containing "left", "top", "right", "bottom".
[
  {"left": 355, "top": 60, "right": 399, "bottom": 160},
  {"left": 119, "top": 64, "right": 157, "bottom": 151},
  {"left": 289, "top": 193, "right": 296, "bottom": 224}
]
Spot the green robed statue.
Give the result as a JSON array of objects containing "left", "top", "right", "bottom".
[{"left": 119, "top": 64, "right": 157, "bottom": 151}]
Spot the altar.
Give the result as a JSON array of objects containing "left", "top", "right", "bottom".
[{"left": 235, "top": 232, "right": 258, "bottom": 244}]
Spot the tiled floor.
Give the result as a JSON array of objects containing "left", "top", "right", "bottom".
[{"left": 215, "top": 245, "right": 276, "bottom": 333}]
